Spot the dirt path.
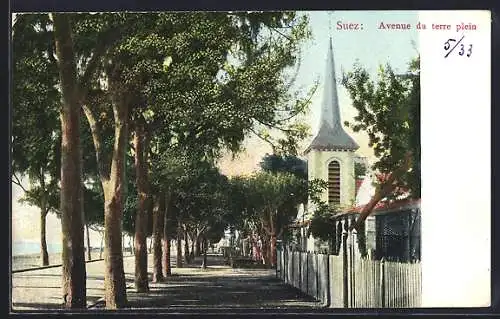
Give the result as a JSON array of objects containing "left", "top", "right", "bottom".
[{"left": 12, "top": 254, "right": 322, "bottom": 312}]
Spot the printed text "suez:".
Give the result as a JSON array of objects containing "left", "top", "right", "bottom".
[{"left": 336, "top": 21, "right": 363, "bottom": 30}]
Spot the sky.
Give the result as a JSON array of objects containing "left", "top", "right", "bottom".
[
  {"left": 12, "top": 11, "right": 419, "bottom": 249},
  {"left": 218, "top": 10, "right": 419, "bottom": 175}
]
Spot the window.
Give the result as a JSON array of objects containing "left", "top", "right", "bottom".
[{"left": 328, "top": 160, "right": 341, "bottom": 206}]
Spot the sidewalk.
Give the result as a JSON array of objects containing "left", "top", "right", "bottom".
[{"left": 12, "top": 253, "right": 322, "bottom": 311}]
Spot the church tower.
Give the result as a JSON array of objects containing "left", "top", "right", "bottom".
[{"left": 305, "top": 38, "right": 359, "bottom": 210}]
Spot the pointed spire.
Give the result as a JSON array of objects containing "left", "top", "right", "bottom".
[{"left": 305, "top": 38, "right": 359, "bottom": 154}]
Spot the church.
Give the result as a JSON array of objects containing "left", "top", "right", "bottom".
[{"left": 294, "top": 38, "right": 421, "bottom": 262}]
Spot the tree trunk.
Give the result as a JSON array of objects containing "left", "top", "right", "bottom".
[
  {"left": 269, "top": 216, "right": 276, "bottom": 267},
  {"left": 99, "top": 232, "right": 103, "bottom": 259},
  {"left": 162, "top": 192, "right": 172, "bottom": 276},
  {"left": 40, "top": 210, "right": 49, "bottom": 266},
  {"left": 162, "top": 192, "right": 171, "bottom": 276},
  {"left": 163, "top": 238, "right": 171, "bottom": 276},
  {"left": 261, "top": 242, "right": 267, "bottom": 265},
  {"left": 176, "top": 220, "right": 183, "bottom": 268},
  {"left": 52, "top": 13, "right": 86, "bottom": 309},
  {"left": 184, "top": 230, "right": 190, "bottom": 264},
  {"left": 152, "top": 194, "right": 165, "bottom": 282},
  {"left": 133, "top": 120, "right": 149, "bottom": 293},
  {"left": 103, "top": 185, "right": 128, "bottom": 308},
  {"left": 194, "top": 235, "right": 201, "bottom": 257},
  {"left": 101, "top": 89, "right": 130, "bottom": 309},
  {"left": 202, "top": 236, "right": 208, "bottom": 269},
  {"left": 190, "top": 234, "right": 195, "bottom": 258},
  {"left": 270, "top": 234, "right": 277, "bottom": 268},
  {"left": 132, "top": 236, "right": 135, "bottom": 255},
  {"left": 351, "top": 151, "right": 413, "bottom": 232},
  {"left": 86, "top": 222, "right": 92, "bottom": 261}
]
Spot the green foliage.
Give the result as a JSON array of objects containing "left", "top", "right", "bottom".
[
  {"left": 341, "top": 56, "right": 420, "bottom": 199},
  {"left": 354, "top": 161, "right": 367, "bottom": 179},
  {"left": 308, "top": 208, "right": 337, "bottom": 242},
  {"left": 229, "top": 169, "right": 311, "bottom": 241},
  {"left": 306, "top": 179, "right": 338, "bottom": 242},
  {"left": 13, "top": 12, "right": 316, "bottom": 252},
  {"left": 12, "top": 14, "right": 61, "bottom": 216},
  {"left": 83, "top": 179, "right": 105, "bottom": 226},
  {"left": 259, "top": 153, "right": 307, "bottom": 180}
]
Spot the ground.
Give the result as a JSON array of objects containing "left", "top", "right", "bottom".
[{"left": 11, "top": 253, "right": 323, "bottom": 312}]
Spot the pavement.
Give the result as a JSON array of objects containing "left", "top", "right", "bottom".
[{"left": 11, "top": 252, "right": 322, "bottom": 312}]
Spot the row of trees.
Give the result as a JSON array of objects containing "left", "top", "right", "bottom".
[{"left": 12, "top": 12, "right": 317, "bottom": 309}]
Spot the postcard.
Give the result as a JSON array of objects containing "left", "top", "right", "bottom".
[{"left": 11, "top": 10, "right": 491, "bottom": 312}]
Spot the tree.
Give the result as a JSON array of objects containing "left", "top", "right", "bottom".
[
  {"left": 259, "top": 153, "right": 307, "bottom": 180},
  {"left": 128, "top": 11, "right": 315, "bottom": 277},
  {"left": 51, "top": 13, "right": 87, "bottom": 309},
  {"left": 14, "top": 11, "right": 315, "bottom": 308},
  {"left": 341, "top": 56, "right": 420, "bottom": 230},
  {"left": 149, "top": 147, "right": 188, "bottom": 278},
  {"left": 131, "top": 114, "right": 151, "bottom": 292},
  {"left": 12, "top": 13, "right": 61, "bottom": 267},
  {"left": 233, "top": 171, "right": 307, "bottom": 267}
]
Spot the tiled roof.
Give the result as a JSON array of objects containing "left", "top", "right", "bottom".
[
  {"left": 288, "top": 198, "right": 421, "bottom": 228},
  {"left": 343, "top": 198, "right": 421, "bottom": 216}
]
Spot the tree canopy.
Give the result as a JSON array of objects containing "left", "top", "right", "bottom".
[{"left": 341, "top": 56, "right": 420, "bottom": 200}]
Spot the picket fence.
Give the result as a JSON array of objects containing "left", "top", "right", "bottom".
[{"left": 276, "top": 248, "right": 421, "bottom": 308}]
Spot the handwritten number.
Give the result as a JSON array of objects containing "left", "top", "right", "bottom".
[
  {"left": 444, "top": 37, "right": 473, "bottom": 58},
  {"left": 459, "top": 44, "right": 465, "bottom": 56},
  {"left": 444, "top": 39, "right": 456, "bottom": 50}
]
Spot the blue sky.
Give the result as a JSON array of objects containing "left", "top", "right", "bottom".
[{"left": 295, "top": 11, "right": 419, "bottom": 158}]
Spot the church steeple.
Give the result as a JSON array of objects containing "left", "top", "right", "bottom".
[{"left": 305, "top": 38, "right": 359, "bottom": 154}]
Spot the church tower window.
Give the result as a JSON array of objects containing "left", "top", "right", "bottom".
[{"left": 328, "top": 160, "right": 341, "bottom": 205}]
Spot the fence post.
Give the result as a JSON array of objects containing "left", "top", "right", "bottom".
[
  {"left": 283, "top": 246, "right": 287, "bottom": 282},
  {"left": 316, "top": 252, "right": 319, "bottom": 301},
  {"left": 306, "top": 251, "right": 309, "bottom": 295},
  {"left": 291, "top": 248, "right": 294, "bottom": 287},
  {"left": 381, "top": 258, "right": 386, "bottom": 308},
  {"left": 293, "top": 251, "right": 302, "bottom": 290},
  {"left": 326, "top": 252, "right": 331, "bottom": 307},
  {"left": 350, "top": 228, "right": 356, "bottom": 307},
  {"left": 342, "top": 221, "right": 349, "bottom": 308}
]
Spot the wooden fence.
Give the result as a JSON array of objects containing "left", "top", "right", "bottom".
[{"left": 276, "top": 247, "right": 421, "bottom": 308}]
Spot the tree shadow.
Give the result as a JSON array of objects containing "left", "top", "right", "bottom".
[
  {"left": 12, "top": 302, "right": 63, "bottom": 310},
  {"left": 124, "top": 270, "right": 319, "bottom": 309},
  {"left": 12, "top": 285, "right": 63, "bottom": 289}
]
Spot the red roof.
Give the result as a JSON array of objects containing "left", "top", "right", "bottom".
[
  {"left": 289, "top": 198, "right": 420, "bottom": 227},
  {"left": 344, "top": 197, "right": 421, "bottom": 216}
]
